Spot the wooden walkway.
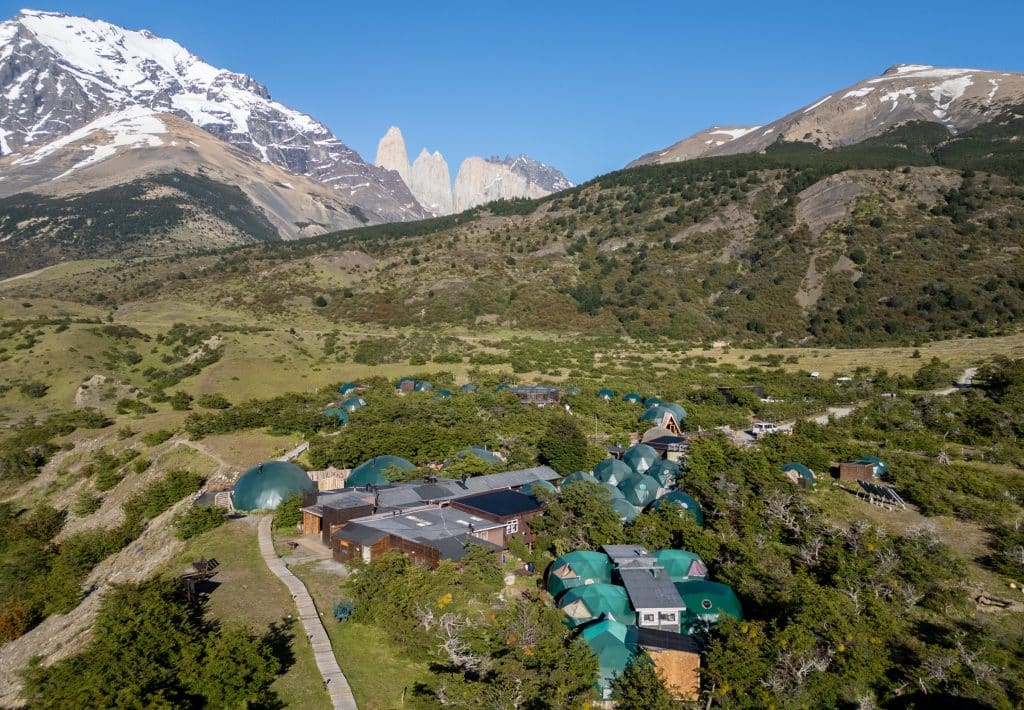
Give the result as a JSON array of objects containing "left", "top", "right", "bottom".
[{"left": 257, "top": 516, "right": 357, "bottom": 709}]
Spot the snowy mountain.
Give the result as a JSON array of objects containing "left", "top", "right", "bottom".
[
  {"left": 0, "top": 9, "right": 427, "bottom": 222},
  {"left": 632, "top": 64, "right": 1024, "bottom": 166}
]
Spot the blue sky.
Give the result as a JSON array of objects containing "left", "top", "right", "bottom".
[{"left": 4, "top": 1, "right": 1023, "bottom": 182}]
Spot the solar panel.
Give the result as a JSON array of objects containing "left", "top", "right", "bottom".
[{"left": 857, "top": 480, "right": 906, "bottom": 508}]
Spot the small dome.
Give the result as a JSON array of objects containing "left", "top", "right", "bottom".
[
  {"left": 650, "top": 491, "right": 704, "bottom": 526},
  {"left": 347, "top": 455, "right": 415, "bottom": 487},
  {"left": 558, "top": 583, "right": 634, "bottom": 628},
  {"left": 622, "top": 392, "right": 643, "bottom": 404},
  {"left": 594, "top": 458, "right": 633, "bottom": 485},
  {"left": 647, "top": 459, "right": 681, "bottom": 487},
  {"left": 547, "top": 550, "right": 613, "bottom": 598},
  {"left": 434, "top": 389, "right": 453, "bottom": 399},
  {"left": 782, "top": 462, "right": 815, "bottom": 485},
  {"left": 414, "top": 380, "right": 433, "bottom": 392},
  {"left": 340, "top": 396, "right": 366, "bottom": 412},
  {"left": 562, "top": 470, "right": 597, "bottom": 486},
  {"left": 495, "top": 383, "right": 511, "bottom": 392},
  {"left": 338, "top": 382, "right": 359, "bottom": 395},
  {"left": 623, "top": 443, "right": 659, "bottom": 475},
  {"left": 232, "top": 461, "right": 316, "bottom": 511},
  {"left": 446, "top": 446, "right": 503, "bottom": 466},
  {"left": 611, "top": 497, "right": 638, "bottom": 522},
  {"left": 322, "top": 407, "right": 350, "bottom": 425},
  {"left": 459, "top": 383, "right": 477, "bottom": 393},
  {"left": 618, "top": 474, "right": 660, "bottom": 508},
  {"left": 643, "top": 396, "right": 664, "bottom": 408},
  {"left": 675, "top": 580, "right": 743, "bottom": 634},
  {"left": 652, "top": 550, "right": 708, "bottom": 583},
  {"left": 596, "top": 388, "right": 615, "bottom": 401},
  {"left": 520, "top": 479, "right": 557, "bottom": 497}
]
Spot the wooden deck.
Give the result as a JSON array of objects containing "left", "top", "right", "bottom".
[{"left": 258, "top": 516, "right": 357, "bottom": 709}]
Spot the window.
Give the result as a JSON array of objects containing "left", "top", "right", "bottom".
[
  {"left": 660, "top": 612, "right": 676, "bottom": 622},
  {"left": 505, "top": 518, "right": 519, "bottom": 535},
  {"left": 642, "top": 613, "right": 655, "bottom": 624}
]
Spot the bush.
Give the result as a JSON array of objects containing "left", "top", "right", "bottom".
[
  {"left": 173, "top": 505, "right": 229, "bottom": 540},
  {"left": 196, "top": 393, "right": 231, "bottom": 409},
  {"left": 72, "top": 491, "right": 102, "bottom": 516},
  {"left": 169, "top": 391, "right": 193, "bottom": 411},
  {"left": 272, "top": 492, "right": 303, "bottom": 531},
  {"left": 141, "top": 430, "right": 174, "bottom": 447},
  {"left": 19, "top": 382, "right": 48, "bottom": 399}
]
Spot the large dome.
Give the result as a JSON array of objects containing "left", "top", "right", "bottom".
[
  {"left": 232, "top": 461, "right": 316, "bottom": 511},
  {"left": 347, "top": 455, "right": 415, "bottom": 487}
]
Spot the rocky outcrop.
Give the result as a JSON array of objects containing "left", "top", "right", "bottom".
[
  {"left": 410, "top": 148, "right": 453, "bottom": 216},
  {"left": 375, "top": 126, "right": 411, "bottom": 185},
  {"left": 0, "top": 10, "right": 427, "bottom": 222},
  {"left": 452, "top": 155, "right": 570, "bottom": 212},
  {"left": 629, "top": 126, "right": 761, "bottom": 166},
  {"left": 372, "top": 126, "right": 573, "bottom": 216},
  {"left": 631, "top": 64, "right": 1024, "bottom": 166}
]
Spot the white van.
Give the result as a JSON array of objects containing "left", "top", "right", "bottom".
[{"left": 752, "top": 422, "right": 780, "bottom": 436}]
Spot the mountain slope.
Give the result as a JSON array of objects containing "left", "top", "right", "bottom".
[
  {"left": 10, "top": 115, "right": 1024, "bottom": 347},
  {"left": 635, "top": 64, "right": 1024, "bottom": 166},
  {"left": 0, "top": 9, "right": 427, "bottom": 222}
]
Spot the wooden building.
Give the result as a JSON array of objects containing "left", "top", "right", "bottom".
[
  {"left": 636, "top": 628, "right": 703, "bottom": 701},
  {"left": 449, "top": 490, "right": 544, "bottom": 546},
  {"left": 839, "top": 461, "right": 876, "bottom": 482}
]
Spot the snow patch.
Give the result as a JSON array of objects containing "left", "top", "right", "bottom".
[
  {"left": 843, "top": 87, "right": 875, "bottom": 99},
  {"left": 853, "top": 103, "right": 867, "bottom": 112},
  {"left": 803, "top": 95, "right": 832, "bottom": 113},
  {"left": 13, "top": 106, "right": 165, "bottom": 175},
  {"left": 988, "top": 79, "right": 999, "bottom": 101},
  {"left": 929, "top": 75, "right": 973, "bottom": 118},
  {"left": 708, "top": 126, "right": 761, "bottom": 140},
  {"left": 0, "top": 125, "right": 11, "bottom": 154},
  {"left": 869, "top": 66, "right": 977, "bottom": 83}
]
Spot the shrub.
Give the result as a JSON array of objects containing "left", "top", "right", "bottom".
[
  {"left": 272, "top": 492, "right": 303, "bottom": 531},
  {"left": 72, "top": 491, "right": 102, "bottom": 516},
  {"left": 141, "top": 430, "right": 174, "bottom": 447},
  {"left": 19, "top": 382, "right": 48, "bottom": 399},
  {"left": 196, "top": 393, "right": 231, "bottom": 409},
  {"left": 173, "top": 505, "right": 229, "bottom": 540}
]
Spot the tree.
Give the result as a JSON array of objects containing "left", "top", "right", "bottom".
[
  {"left": 169, "top": 390, "right": 193, "bottom": 411},
  {"left": 173, "top": 505, "right": 228, "bottom": 540},
  {"left": 272, "top": 492, "right": 303, "bottom": 531},
  {"left": 612, "top": 654, "right": 676, "bottom": 710},
  {"left": 538, "top": 414, "right": 588, "bottom": 474}
]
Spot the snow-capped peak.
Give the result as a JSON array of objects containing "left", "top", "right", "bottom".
[{"left": 0, "top": 9, "right": 427, "bottom": 221}]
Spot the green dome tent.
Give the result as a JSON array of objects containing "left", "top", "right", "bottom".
[
  {"left": 602, "top": 482, "right": 628, "bottom": 501},
  {"left": 623, "top": 443, "right": 659, "bottom": 475},
  {"left": 643, "top": 396, "right": 664, "bottom": 408},
  {"left": 459, "top": 383, "right": 477, "bottom": 393},
  {"left": 322, "top": 408, "right": 350, "bottom": 426},
  {"left": 856, "top": 456, "right": 888, "bottom": 478},
  {"left": 652, "top": 550, "right": 708, "bottom": 583},
  {"left": 447, "top": 446, "right": 503, "bottom": 466},
  {"left": 347, "top": 455, "right": 415, "bottom": 487},
  {"left": 558, "top": 583, "right": 634, "bottom": 628},
  {"left": 618, "top": 474, "right": 660, "bottom": 508},
  {"left": 580, "top": 619, "right": 639, "bottom": 700},
  {"left": 782, "top": 462, "right": 815, "bottom": 486},
  {"left": 594, "top": 458, "right": 633, "bottom": 485},
  {"left": 647, "top": 459, "right": 681, "bottom": 488},
  {"left": 623, "top": 392, "right": 643, "bottom": 404},
  {"left": 651, "top": 491, "right": 704, "bottom": 526},
  {"left": 562, "top": 471, "right": 597, "bottom": 486},
  {"left": 340, "top": 396, "right": 366, "bottom": 412},
  {"left": 232, "top": 461, "right": 316, "bottom": 511},
  {"left": 611, "top": 497, "right": 639, "bottom": 523},
  {"left": 675, "top": 580, "right": 743, "bottom": 634},
  {"left": 495, "top": 383, "right": 511, "bottom": 392},
  {"left": 414, "top": 380, "right": 433, "bottom": 392},
  {"left": 520, "top": 479, "right": 558, "bottom": 497},
  {"left": 640, "top": 402, "right": 687, "bottom": 428},
  {"left": 434, "top": 389, "right": 453, "bottom": 399},
  {"left": 596, "top": 388, "right": 615, "bottom": 401},
  {"left": 337, "top": 382, "right": 358, "bottom": 395},
  {"left": 546, "top": 550, "right": 613, "bottom": 598}
]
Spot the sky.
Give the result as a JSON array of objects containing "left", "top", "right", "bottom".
[{"left": 3, "top": 0, "right": 1024, "bottom": 183}]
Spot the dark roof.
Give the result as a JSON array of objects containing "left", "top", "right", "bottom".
[
  {"left": 619, "top": 567, "right": 686, "bottom": 610},
  {"left": 636, "top": 628, "right": 704, "bottom": 653},
  {"left": 453, "top": 490, "right": 543, "bottom": 517},
  {"left": 432, "top": 536, "right": 501, "bottom": 560},
  {"left": 602, "top": 544, "right": 654, "bottom": 564},
  {"left": 333, "top": 522, "right": 388, "bottom": 546},
  {"left": 644, "top": 435, "right": 687, "bottom": 448}
]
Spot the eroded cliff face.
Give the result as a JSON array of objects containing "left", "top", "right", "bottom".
[
  {"left": 410, "top": 148, "right": 453, "bottom": 216},
  {"left": 452, "top": 156, "right": 550, "bottom": 212}
]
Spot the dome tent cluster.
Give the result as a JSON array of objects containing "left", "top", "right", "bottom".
[{"left": 546, "top": 545, "right": 741, "bottom": 699}]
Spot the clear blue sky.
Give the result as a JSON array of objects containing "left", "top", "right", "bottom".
[{"left": 4, "top": 1, "right": 1023, "bottom": 183}]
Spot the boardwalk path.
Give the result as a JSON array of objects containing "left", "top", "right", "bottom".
[{"left": 257, "top": 516, "right": 357, "bottom": 710}]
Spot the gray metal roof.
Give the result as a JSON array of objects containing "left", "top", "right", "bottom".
[
  {"left": 619, "top": 567, "right": 685, "bottom": 611},
  {"left": 333, "top": 522, "right": 388, "bottom": 546},
  {"left": 370, "top": 467, "right": 560, "bottom": 510},
  {"left": 602, "top": 544, "right": 655, "bottom": 565}
]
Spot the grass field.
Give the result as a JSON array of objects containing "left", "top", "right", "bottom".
[
  {"left": 290, "top": 559, "right": 434, "bottom": 710},
  {"left": 170, "top": 520, "right": 332, "bottom": 709}
]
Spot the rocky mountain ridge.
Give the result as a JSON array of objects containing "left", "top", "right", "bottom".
[
  {"left": 631, "top": 64, "right": 1024, "bottom": 166},
  {"left": 0, "top": 9, "right": 427, "bottom": 222},
  {"left": 374, "top": 125, "right": 573, "bottom": 215}
]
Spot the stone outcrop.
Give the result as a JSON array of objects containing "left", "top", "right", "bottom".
[
  {"left": 410, "top": 148, "right": 453, "bottom": 216},
  {"left": 375, "top": 126, "right": 411, "bottom": 185},
  {"left": 372, "top": 126, "right": 574, "bottom": 216}
]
